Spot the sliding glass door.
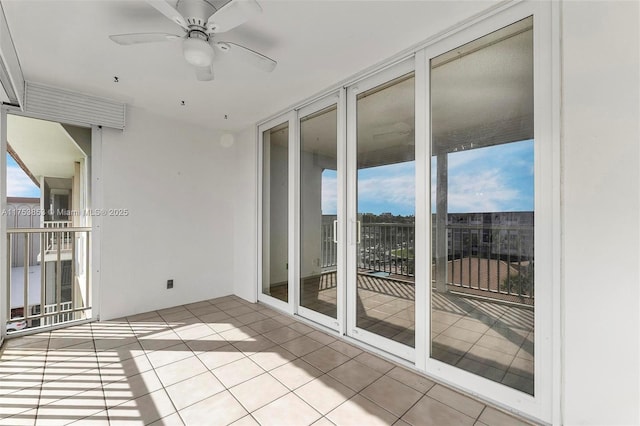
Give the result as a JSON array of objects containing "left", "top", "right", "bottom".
[
  {"left": 298, "top": 95, "right": 342, "bottom": 329},
  {"left": 346, "top": 60, "right": 416, "bottom": 360},
  {"left": 260, "top": 116, "right": 293, "bottom": 310}
]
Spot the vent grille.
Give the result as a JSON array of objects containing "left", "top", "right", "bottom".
[{"left": 24, "top": 82, "right": 126, "bottom": 129}]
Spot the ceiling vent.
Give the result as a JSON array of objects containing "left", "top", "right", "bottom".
[{"left": 24, "top": 82, "right": 126, "bottom": 129}]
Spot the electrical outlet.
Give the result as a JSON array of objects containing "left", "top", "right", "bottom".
[{"left": 167, "top": 279, "right": 174, "bottom": 289}]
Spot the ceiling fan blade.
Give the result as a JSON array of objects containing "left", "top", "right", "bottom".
[
  {"left": 195, "top": 65, "right": 214, "bottom": 81},
  {"left": 109, "top": 33, "right": 182, "bottom": 45},
  {"left": 214, "top": 42, "right": 276, "bottom": 72},
  {"left": 207, "top": 0, "right": 262, "bottom": 33},
  {"left": 146, "top": 0, "right": 189, "bottom": 30}
]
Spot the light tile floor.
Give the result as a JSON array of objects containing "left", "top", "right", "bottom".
[{"left": 0, "top": 295, "right": 535, "bottom": 425}]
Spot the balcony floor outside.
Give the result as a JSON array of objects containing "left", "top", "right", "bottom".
[
  {"left": 0, "top": 295, "right": 533, "bottom": 425},
  {"left": 293, "top": 271, "right": 533, "bottom": 394}
]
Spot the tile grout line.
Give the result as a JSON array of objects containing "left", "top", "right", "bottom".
[{"left": 33, "top": 330, "right": 52, "bottom": 424}]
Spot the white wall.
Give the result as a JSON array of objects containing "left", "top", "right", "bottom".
[
  {"left": 98, "top": 106, "right": 235, "bottom": 320},
  {"left": 561, "top": 1, "right": 639, "bottom": 424},
  {"left": 232, "top": 126, "right": 258, "bottom": 303}
]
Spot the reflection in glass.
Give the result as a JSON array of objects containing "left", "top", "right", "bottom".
[
  {"left": 299, "top": 105, "right": 338, "bottom": 318},
  {"left": 356, "top": 74, "right": 416, "bottom": 347},
  {"left": 262, "top": 123, "right": 289, "bottom": 302},
  {"left": 430, "top": 17, "right": 535, "bottom": 395}
]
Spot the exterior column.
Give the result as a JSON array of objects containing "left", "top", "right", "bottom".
[{"left": 435, "top": 153, "right": 448, "bottom": 293}]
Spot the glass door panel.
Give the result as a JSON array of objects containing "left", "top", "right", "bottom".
[
  {"left": 352, "top": 72, "right": 416, "bottom": 350},
  {"left": 430, "top": 17, "right": 535, "bottom": 395},
  {"left": 299, "top": 104, "right": 339, "bottom": 320},
  {"left": 262, "top": 122, "right": 290, "bottom": 303}
]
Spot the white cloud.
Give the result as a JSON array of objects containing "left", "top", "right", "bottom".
[
  {"left": 446, "top": 169, "right": 520, "bottom": 213},
  {"left": 321, "top": 174, "right": 337, "bottom": 214},
  {"left": 6, "top": 164, "right": 39, "bottom": 197},
  {"left": 358, "top": 174, "right": 415, "bottom": 210}
]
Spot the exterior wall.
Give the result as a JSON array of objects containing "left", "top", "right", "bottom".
[
  {"left": 98, "top": 106, "right": 235, "bottom": 320},
  {"left": 561, "top": 1, "right": 640, "bottom": 424}
]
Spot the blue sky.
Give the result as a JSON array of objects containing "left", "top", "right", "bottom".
[
  {"left": 6, "top": 154, "right": 40, "bottom": 197},
  {"left": 321, "top": 140, "right": 534, "bottom": 215}
]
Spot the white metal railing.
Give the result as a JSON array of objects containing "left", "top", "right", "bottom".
[
  {"left": 43, "top": 221, "right": 73, "bottom": 252},
  {"left": 6, "top": 227, "right": 91, "bottom": 334}
]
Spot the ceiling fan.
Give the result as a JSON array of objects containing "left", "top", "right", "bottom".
[{"left": 109, "top": 0, "right": 276, "bottom": 81}]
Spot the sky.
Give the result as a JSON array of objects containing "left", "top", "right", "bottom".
[
  {"left": 321, "top": 139, "right": 534, "bottom": 215},
  {"left": 6, "top": 154, "right": 40, "bottom": 198}
]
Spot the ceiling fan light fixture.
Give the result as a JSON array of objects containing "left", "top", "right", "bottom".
[{"left": 183, "top": 37, "right": 214, "bottom": 67}]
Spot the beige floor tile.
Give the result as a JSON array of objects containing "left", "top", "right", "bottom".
[
  {"left": 99, "top": 354, "right": 154, "bottom": 383},
  {"left": 184, "top": 334, "right": 228, "bottom": 353},
  {"left": 208, "top": 318, "right": 245, "bottom": 334},
  {"left": 213, "top": 357, "right": 265, "bottom": 388},
  {"left": 138, "top": 330, "right": 182, "bottom": 353},
  {"left": 247, "top": 318, "right": 285, "bottom": 334},
  {"left": 252, "top": 392, "right": 321, "bottom": 426},
  {"left": 401, "top": 395, "right": 475, "bottom": 426},
  {"left": 269, "top": 359, "right": 323, "bottom": 390},
  {"left": 101, "top": 370, "right": 163, "bottom": 408},
  {"left": 287, "top": 322, "right": 316, "bottom": 335},
  {"left": 301, "top": 347, "right": 351, "bottom": 372},
  {"left": 197, "top": 344, "right": 246, "bottom": 370},
  {"left": 295, "top": 375, "right": 355, "bottom": 415},
  {"left": 328, "top": 360, "right": 383, "bottom": 392},
  {"left": 0, "top": 409, "right": 37, "bottom": 425},
  {"left": 230, "top": 373, "right": 290, "bottom": 412},
  {"left": 36, "top": 390, "right": 107, "bottom": 423},
  {"left": 154, "top": 355, "right": 207, "bottom": 387},
  {"left": 328, "top": 341, "right": 363, "bottom": 358},
  {"left": 148, "top": 412, "right": 186, "bottom": 426},
  {"left": 427, "top": 384, "right": 485, "bottom": 419},
  {"left": 230, "top": 415, "right": 260, "bottom": 426},
  {"left": 198, "top": 311, "right": 231, "bottom": 324},
  {"left": 234, "top": 311, "right": 268, "bottom": 325},
  {"left": 173, "top": 323, "right": 215, "bottom": 340},
  {"left": 280, "top": 336, "right": 325, "bottom": 357},
  {"left": 0, "top": 389, "right": 41, "bottom": 419},
  {"left": 306, "top": 331, "right": 338, "bottom": 346},
  {"left": 249, "top": 346, "right": 297, "bottom": 371},
  {"left": 178, "top": 390, "right": 248, "bottom": 426},
  {"left": 165, "top": 371, "right": 226, "bottom": 410},
  {"left": 385, "top": 366, "right": 435, "bottom": 393},
  {"left": 232, "top": 335, "right": 278, "bottom": 355},
  {"left": 361, "top": 375, "right": 422, "bottom": 417},
  {"left": 477, "top": 407, "right": 532, "bottom": 426},
  {"left": 145, "top": 343, "right": 193, "bottom": 369},
  {"left": 311, "top": 418, "right": 336, "bottom": 426},
  {"left": 326, "top": 394, "right": 397, "bottom": 426},
  {"left": 263, "top": 326, "right": 302, "bottom": 344},
  {"left": 108, "top": 388, "right": 175, "bottom": 426},
  {"left": 218, "top": 325, "right": 261, "bottom": 342},
  {"left": 353, "top": 352, "right": 395, "bottom": 374}
]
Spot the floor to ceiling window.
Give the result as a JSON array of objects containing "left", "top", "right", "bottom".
[
  {"left": 261, "top": 122, "right": 290, "bottom": 303},
  {"left": 352, "top": 73, "right": 416, "bottom": 349},
  {"left": 429, "top": 16, "right": 535, "bottom": 395},
  {"left": 258, "top": 3, "right": 554, "bottom": 421},
  {"left": 299, "top": 103, "right": 339, "bottom": 320}
]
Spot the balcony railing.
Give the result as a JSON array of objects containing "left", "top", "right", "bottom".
[
  {"left": 320, "top": 216, "right": 534, "bottom": 303},
  {"left": 6, "top": 227, "right": 91, "bottom": 334}
]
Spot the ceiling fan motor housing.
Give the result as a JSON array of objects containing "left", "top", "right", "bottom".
[{"left": 177, "top": 0, "right": 216, "bottom": 31}]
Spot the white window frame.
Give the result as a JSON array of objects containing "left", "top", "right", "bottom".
[
  {"left": 419, "top": 1, "right": 558, "bottom": 422},
  {"left": 256, "top": 1, "right": 560, "bottom": 422}
]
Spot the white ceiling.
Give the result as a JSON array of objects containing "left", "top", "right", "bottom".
[
  {"left": 8, "top": 115, "right": 85, "bottom": 179},
  {"left": 2, "top": 0, "right": 499, "bottom": 132}
]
